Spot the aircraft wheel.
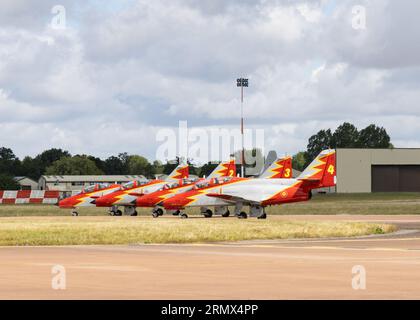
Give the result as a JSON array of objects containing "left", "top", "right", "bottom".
[
  {"left": 156, "top": 208, "right": 164, "bottom": 216},
  {"left": 152, "top": 211, "right": 159, "bottom": 218},
  {"left": 115, "top": 210, "right": 123, "bottom": 216},
  {"left": 131, "top": 211, "right": 138, "bottom": 217},
  {"left": 71, "top": 211, "right": 79, "bottom": 217},
  {"left": 238, "top": 212, "right": 248, "bottom": 220},
  {"left": 258, "top": 213, "right": 267, "bottom": 220},
  {"left": 222, "top": 210, "right": 230, "bottom": 218},
  {"left": 180, "top": 213, "right": 188, "bottom": 219},
  {"left": 204, "top": 209, "right": 213, "bottom": 218},
  {"left": 173, "top": 210, "right": 180, "bottom": 216}
]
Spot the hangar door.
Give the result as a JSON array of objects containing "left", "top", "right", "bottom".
[{"left": 372, "top": 165, "right": 420, "bottom": 192}]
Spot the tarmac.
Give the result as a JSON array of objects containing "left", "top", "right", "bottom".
[{"left": 1, "top": 215, "right": 420, "bottom": 300}]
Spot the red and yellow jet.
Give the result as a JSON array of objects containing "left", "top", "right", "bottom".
[
  {"left": 94, "top": 164, "right": 189, "bottom": 216},
  {"left": 58, "top": 183, "right": 121, "bottom": 216},
  {"left": 135, "top": 160, "right": 237, "bottom": 217},
  {"left": 161, "top": 150, "right": 336, "bottom": 219},
  {"left": 138, "top": 156, "right": 293, "bottom": 218}
]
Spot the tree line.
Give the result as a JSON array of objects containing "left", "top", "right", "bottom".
[
  {"left": 0, "top": 148, "right": 220, "bottom": 189},
  {"left": 0, "top": 122, "right": 392, "bottom": 189},
  {"left": 292, "top": 123, "right": 392, "bottom": 171}
]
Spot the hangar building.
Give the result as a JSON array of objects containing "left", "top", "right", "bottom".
[
  {"left": 337, "top": 148, "right": 420, "bottom": 193},
  {"left": 38, "top": 175, "right": 146, "bottom": 193}
]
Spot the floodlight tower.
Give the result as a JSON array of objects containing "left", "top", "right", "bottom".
[{"left": 237, "top": 78, "right": 249, "bottom": 178}]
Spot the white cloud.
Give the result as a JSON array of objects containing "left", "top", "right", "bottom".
[{"left": 0, "top": 0, "right": 419, "bottom": 161}]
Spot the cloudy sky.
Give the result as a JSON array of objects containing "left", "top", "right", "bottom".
[{"left": 0, "top": 0, "right": 419, "bottom": 163}]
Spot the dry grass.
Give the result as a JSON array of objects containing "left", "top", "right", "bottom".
[
  {"left": 0, "top": 193, "right": 420, "bottom": 218},
  {"left": 0, "top": 216, "right": 396, "bottom": 246}
]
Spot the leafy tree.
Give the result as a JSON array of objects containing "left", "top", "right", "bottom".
[
  {"left": 152, "top": 160, "right": 164, "bottom": 175},
  {"left": 304, "top": 123, "right": 392, "bottom": 166},
  {"left": 127, "top": 155, "right": 150, "bottom": 175},
  {"left": 306, "top": 129, "right": 333, "bottom": 163},
  {"left": 103, "top": 153, "right": 130, "bottom": 175},
  {"left": 358, "top": 125, "right": 391, "bottom": 148},
  {"left": 45, "top": 156, "right": 104, "bottom": 175},
  {"left": 35, "top": 148, "right": 71, "bottom": 173},
  {"left": 0, "top": 147, "right": 21, "bottom": 176},
  {"left": 332, "top": 122, "right": 359, "bottom": 148},
  {"left": 104, "top": 156, "right": 124, "bottom": 174},
  {"left": 292, "top": 151, "right": 307, "bottom": 172},
  {"left": 143, "top": 163, "right": 157, "bottom": 179},
  {"left": 20, "top": 156, "right": 42, "bottom": 180},
  {"left": 87, "top": 156, "right": 106, "bottom": 173},
  {"left": 186, "top": 158, "right": 199, "bottom": 176},
  {"left": 0, "top": 174, "right": 20, "bottom": 190},
  {"left": 118, "top": 152, "right": 130, "bottom": 172}
]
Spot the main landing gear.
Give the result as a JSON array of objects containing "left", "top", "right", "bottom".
[
  {"left": 200, "top": 206, "right": 230, "bottom": 218},
  {"left": 124, "top": 206, "right": 138, "bottom": 217},
  {"left": 200, "top": 207, "right": 213, "bottom": 218},
  {"left": 238, "top": 212, "right": 248, "bottom": 219},
  {"left": 250, "top": 205, "right": 267, "bottom": 220},
  {"left": 109, "top": 206, "right": 123, "bottom": 216},
  {"left": 215, "top": 206, "right": 230, "bottom": 218},
  {"left": 151, "top": 208, "right": 181, "bottom": 218},
  {"left": 152, "top": 208, "right": 164, "bottom": 218},
  {"left": 71, "top": 210, "right": 79, "bottom": 217},
  {"left": 234, "top": 203, "right": 267, "bottom": 220}
]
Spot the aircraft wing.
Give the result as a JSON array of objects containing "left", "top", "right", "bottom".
[{"left": 206, "top": 193, "right": 261, "bottom": 206}]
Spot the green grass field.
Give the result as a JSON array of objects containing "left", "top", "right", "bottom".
[
  {"left": 0, "top": 193, "right": 419, "bottom": 217},
  {"left": 0, "top": 216, "right": 395, "bottom": 246}
]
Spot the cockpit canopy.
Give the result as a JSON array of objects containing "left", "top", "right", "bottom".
[
  {"left": 80, "top": 183, "right": 110, "bottom": 194},
  {"left": 193, "top": 177, "right": 234, "bottom": 190},
  {"left": 159, "top": 178, "right": 201, "bottom": 191},
  {"left": 121, "top": 179, "right": 149, "bottom": 190}
]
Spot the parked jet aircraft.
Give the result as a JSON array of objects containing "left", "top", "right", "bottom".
[
  {"left": 139, "top": 156, "right": 293, "bottom": 218},
  {"left": 135, "top": 160, "right": 237, "bottom": 218},
  {"left": 58, "top": 183, "right": 121, "bottom": 216},
  {"left": 94, "top": 164, "right": 189, "bottom": 216},
  {"left": 162, "top": 150, "right": 336, "bottom": 219}
]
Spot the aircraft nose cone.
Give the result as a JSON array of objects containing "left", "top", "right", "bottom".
[{"left": 58, "top": 199, "right": 68, "bottom": 208}]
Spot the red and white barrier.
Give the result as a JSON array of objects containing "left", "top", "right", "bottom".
[{"left": 0, "top": 190, "right": 60, "bottom": 204}]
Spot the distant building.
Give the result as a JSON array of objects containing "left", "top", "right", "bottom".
[
  {"left": 154, "top": 174, "right": 199, "bottom": 180},
  {"left": 13, "top": 177, "right": 38, "bottom": 190},
  {"left": 337, "top": 148, "right": 420, "bottom": 193},
  {"left": 38, "top": 175, "right": 147, "bottom": 193}
]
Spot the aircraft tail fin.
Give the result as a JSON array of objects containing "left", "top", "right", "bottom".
[
  {"left": 166, "top": 164, "right": 189, "bottom": 181},
  {"left": 298, "top": 150, "right": 336, "bottom": 189},
  {"left": 259, "top": 156, "right": 293, "bottom": 179},
  {"left": 208, "top": 160, "right": 236, "bottom": 179}
]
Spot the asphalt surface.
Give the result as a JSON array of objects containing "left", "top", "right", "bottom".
[{"left": 1, "top": 215, "right": 420, "bottom": 300}]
